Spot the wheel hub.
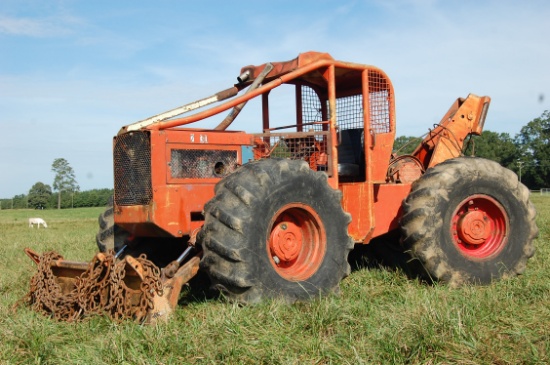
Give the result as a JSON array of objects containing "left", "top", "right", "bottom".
[
  {"left": 271, "top": 222, "right": 302, "bottom": 261},
  {"left": 267, "top": 204, "right": 326, "bottom": 281},
  {"left": 451, "top": 194, "right": 509, "bottom": 259},
  {"left": 457, "top": 210, "right": 490, "bottom": 245}
]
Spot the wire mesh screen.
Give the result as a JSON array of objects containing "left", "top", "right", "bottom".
[
  {"left": 253, "top": 132, "right": 329, "bottom": 173},
  {"left": 114, "top": 131, "right": 153, "bottom": 206},
  {"left": 170, "top": 149, "right": 238, "bottom": 179},
  {"left": 368, "top": 69, "right": 391, "bottom": 134},
  {"left": 301, "top": 86, "right": 325, "bottom": 131},
  {"left": 335, "top": 94, "right": 363, "bottom": 131}
]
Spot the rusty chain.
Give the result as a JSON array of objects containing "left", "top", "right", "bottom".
[
  {"left": 23, "top": 251, "right": 163, "bottom": 323},
  {"left": 24, "top": 251, "right": 81, "bottom": 321}
]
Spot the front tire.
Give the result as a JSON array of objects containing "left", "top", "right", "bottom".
[
  {"left": 401, "top": 157, "right": 538, "bottom": 286},
  {"left": 199, "top": 159, "right": 354, "bottom": 303}
]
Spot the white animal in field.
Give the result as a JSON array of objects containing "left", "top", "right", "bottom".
[{"left": 29, "top": 218, "right": 48, "bottom": 228}]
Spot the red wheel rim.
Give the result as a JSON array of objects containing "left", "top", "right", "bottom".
[
  {"left": 267, "top": 203, "right": 326, "bottom": 281},
  {"left": 451, "top": 194, "right": 508, "bottom": 259}
]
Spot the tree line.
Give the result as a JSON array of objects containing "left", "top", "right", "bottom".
[
  {"left": 394, "top": 110, "right": 550, "bottom": 190},
  {"left": 1, "top": 157, "right": 113, "bottom": 210},
  {"left": 1, "top": 111, "right": 548, "bottom": 209},
  {"left": 0, "top": 187, "right": 114, "bottom": 210}
]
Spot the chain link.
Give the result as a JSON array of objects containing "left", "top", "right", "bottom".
[{"left": 23, "top": 251, "right": 163, "bottom": 323}]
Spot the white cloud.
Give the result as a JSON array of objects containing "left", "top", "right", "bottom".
[
  {"left": 1, "top": 0, "right": 550, "bottom": 197},
  {"left": 0, "top": 14, "right": 78, "bottom": 37}
]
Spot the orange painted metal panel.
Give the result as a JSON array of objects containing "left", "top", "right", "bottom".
[
  {"left": 162, "top": 129, "right": 254, "bottom": 145},
  {"left": 115, "top": 129, "right": 254, "bottom": 237},
  {"left": 341, "top": 182, "right": 412, "bottom": 243},
  {"left": 369, "top": 133, "right": 395, "bottom": 182},
  {"left": 113, "top": 52, "right": 476, "bottom": 249},
  {"left": 150, "top": 52, "right": 392, "bottom": 132},
  {"left": 371, "top": 183, "right": 412, "bottom": 239},
  {"left": 413, "top": 94, "right": 491, "bottom": 168},
  {"left": 115, "top": 183, "right": 217, "bottom": 237},
  {"left": 340, "top": 182, "right": 373, "bottom": 242}
]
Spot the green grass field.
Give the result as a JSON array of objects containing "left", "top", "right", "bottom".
[{"left": 0, "top": 196, "right": 548, "bottom": 364}]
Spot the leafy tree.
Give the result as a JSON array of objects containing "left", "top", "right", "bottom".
[
  {"left": 52, "top": 158, "right": 80, "bottom": 209},
  {"left": 72, "top": 188, "right": 113, "bottom": 208},
  {"left": 28, "top": 182, "right": 53, "bottom": 209},
  {"left": 12, "top": 194, "right": 28, "bottom": 209},
  {"left": 464, "top": 131, "right": 519, "bottom": 169},
  {"left": 393, "top": 136, "right": 422, "bottom": 155},
  {"left": 0, "top": 196, "right": 27, "bottom": 209},
  {"left": 515, "top": 110, "right": 550, "bottom": 189}
]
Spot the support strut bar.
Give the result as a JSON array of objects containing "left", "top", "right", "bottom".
[
  {"left": 119, "top": 86, "right": 239, "bottom": 134},
  {"left": 214, "top": 63, "right": 274, "bottom": 130}
]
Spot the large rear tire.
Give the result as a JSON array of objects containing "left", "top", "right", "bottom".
[
  {"left": 199, "top": 159, "right": 354, "bottom": 304},
  {"left": 96, "top": 197, "right": 128, "bottom": 253},
  {"left": 401, "top": 157, "right": 538, "bottom": 286}
]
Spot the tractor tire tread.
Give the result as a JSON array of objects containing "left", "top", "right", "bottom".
[
  {"left": 200, "top": 158, "right": 353, "bottom": 304},
  {"left": 401, "top": 157, "right": 538, "bottom": 286}
]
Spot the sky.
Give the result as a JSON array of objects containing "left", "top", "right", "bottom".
[{"left": 1, "top": 0, "right": 549, "bottom": 198}]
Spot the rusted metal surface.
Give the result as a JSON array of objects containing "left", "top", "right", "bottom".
[
  {"left": 113, "top": 129, "right": 255, "bottom": 237},
  {"left": 149, "top": 52, "right": 389, "bottom": 130},
  {"left": 252, "top": 131, "right": 330, "bottom": 173},
  {"left": 412, "top": 94, "right": 491, "bottom": 168},
  {"left": 239, "top": 52, "right": 334, "bottom": 84},
  {"left": 113, "top": 131, "right": 152, "bottom": 206},
  {"left": 110, "top": 52, "right": 490, "bottom": 249},
  {"left": 387, "top": 155, "right": 424, "bottom": 184},
  {"left": 149, "top": 256, "right": 201, "bottom": 321},
  {"left": 111, "top": 52, "right": 489, "bottom": 252},
  {"left": 24, "top": 52, "right": 496, "bottom": 322},
  {"left": 112, "top": 52, "right": 402, "bottom": 242},
  {"left": 23, "top": 248, "right": 166, "bottom": 323}
]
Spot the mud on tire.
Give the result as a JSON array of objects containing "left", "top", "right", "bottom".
[
  {"left": 199, "top": 159, "right": 354, "bottom": 304},
  {"left": 401, "top": 157, "right": 538, "bottom": 286}
]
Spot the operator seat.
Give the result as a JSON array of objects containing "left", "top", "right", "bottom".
[{"left": 337, "top": 128, "right": 364, "bottom": 178}]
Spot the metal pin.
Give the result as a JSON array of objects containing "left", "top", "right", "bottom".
[{"left": 115, "top": 244, "right": 128, "bottom": 259}]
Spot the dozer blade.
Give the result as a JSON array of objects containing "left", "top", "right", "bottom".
[
  {"left": 24, "top": 247, "right": 145, "bottom": 293},
  {"left": 25, "top": 247, "right": 92, "bottom": 295},
  {"left": 23, "top": 248, "right": 200, "bottom": 323}
]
